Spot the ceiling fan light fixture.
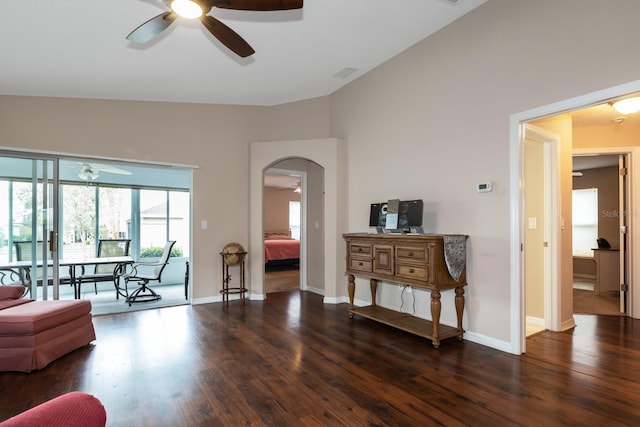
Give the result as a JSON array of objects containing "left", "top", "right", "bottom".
[
  {"left": 171, "top": 0, "right": 203, "bottom": 19},
  {"left": 79, "top": 170, "right": 98, "bottom": 180},
  {"left": 611, "top": 97, "right": 640, "bottom": 115}
]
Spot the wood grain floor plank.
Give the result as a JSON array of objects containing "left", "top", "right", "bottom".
[{"left": 2, "top": 291, "right": 640, "bottom": 426}]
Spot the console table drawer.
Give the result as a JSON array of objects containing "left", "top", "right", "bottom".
[
  {"left": 349, "top": 258, "right": 372, "bottom": 272},
  {"left": 349, "top": 243, "right": 372, "bottom": 256},
  {"left": 396, "top": 263, "right": 428, "bottom": 281},
  {"left": 396, "top": 246, "right": 428, "bottom": 263}
]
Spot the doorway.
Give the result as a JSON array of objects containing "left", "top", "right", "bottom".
[
  {"left": 511, "top": 80, "right": 640, "bottom": 355},
  {"left": 523, "top": 125, "right": 560, "bottom": 337},
  {"left": 0, "top": 152, "right": 60, "bottom": 300},
  {"left": 571, "top": 153, "right": 628, "bottom": 316},
  {"left": 263, "top": 167, "right": 304, "bottom": 294},
  {"left": 248, "top": 138, "right": 346, "bottom": 302}
]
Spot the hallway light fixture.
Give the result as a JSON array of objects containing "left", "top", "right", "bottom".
[
  {"left": 294, "top": 185, "right": 301, "bottom": 193},
  {"left": 611, "top": 96, "right": 640, "bottom": 115}
]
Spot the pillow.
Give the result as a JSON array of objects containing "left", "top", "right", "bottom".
[
  {"left": 265, "top": 235, "right": 292, "bottom": 240},
  {"left": 0, "top": 285, "right": 26, "bottom": 301}
]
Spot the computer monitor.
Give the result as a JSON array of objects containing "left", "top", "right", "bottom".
[{"left": 369, "top": 199, "right": 423, "bottom": 230}]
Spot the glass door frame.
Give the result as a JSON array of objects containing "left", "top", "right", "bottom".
[{"left": 1, "top": 150, "right": 61, "bottom": 300}]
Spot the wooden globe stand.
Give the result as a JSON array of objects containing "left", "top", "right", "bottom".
[{"left": 220, "top": 250, "right": 247, "bottom": 305}]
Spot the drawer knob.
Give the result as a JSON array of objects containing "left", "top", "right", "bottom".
[
  {"left": 358, "top": 248, "right": 363, "bottom": 252},
  {"left": 408, "top": 252, "right": 414, "bottom": 257},
  {"left": 409, "top": 268, "right": 415, "bottom": 273},
  {"left": 358, "top": 262, "right": 363, "bottom": 266}
]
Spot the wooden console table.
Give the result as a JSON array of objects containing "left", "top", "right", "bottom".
[{"left": 344, "top": 233, "right": 468, "bottom": 348}]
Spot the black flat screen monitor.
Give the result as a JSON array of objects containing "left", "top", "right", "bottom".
[{"left": 369, "top": 199, "right": 423, "bottom": 229}]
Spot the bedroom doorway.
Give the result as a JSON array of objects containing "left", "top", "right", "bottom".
[
  {"left": 263, "top": 167, "right": 304, "bottom": 293},
  {"left": 249, "top": 138, "right": 344, "bottom": 302}
]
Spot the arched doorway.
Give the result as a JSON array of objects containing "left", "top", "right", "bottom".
[{"left": 249, "top": 138, "right": 346, "bottom": 302}]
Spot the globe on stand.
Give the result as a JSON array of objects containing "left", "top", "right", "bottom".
[{"left": 221, "top": 242, "right": 246, "bottom": 266}]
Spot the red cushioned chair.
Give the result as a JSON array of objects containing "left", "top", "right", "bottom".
[{"left": 0, "top": 391, "right": 106, "bottom": 427}]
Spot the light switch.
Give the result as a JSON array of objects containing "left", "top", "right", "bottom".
[
  {"left": 201, "top": 220, "right": 208, "bottom": 230},
  {"left": 528, "top": 217, "right": 537, "bottom": 229}
]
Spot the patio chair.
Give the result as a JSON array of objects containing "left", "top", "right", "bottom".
[
  {"left": 121, "top": 241, "right": 176, "bottom": 306},
  {"left": 0, "top": 267, "right": 25, "bottom": 287},
  {"left": 76, "top": 239, "right": 131, "bottom": 297},
  {"left": 13, "top": 241, "right": 73, "bottom": 287}
]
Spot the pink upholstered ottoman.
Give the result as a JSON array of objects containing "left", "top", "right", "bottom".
[{"left": 0, "top": 292, "right": 96, "bottom": 372}]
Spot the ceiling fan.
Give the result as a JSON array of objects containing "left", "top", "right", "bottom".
[
  {"left": 78, "top": 163, "right": 132, "bottom": 181},
  {"left": 126, "top": 0, "right": 304, "bottom": 58}
]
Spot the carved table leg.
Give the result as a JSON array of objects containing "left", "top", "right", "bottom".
[
  {"left": 455, "top": 286, "right": 465, "bottom": 339},
  {"left": 348, "top": 274, "right": 355, "bottom": 318},
  {"left": 370, "top": 279, "right": 378, "bottom": 306},
  {"left": 430, "top": 290, "right": 441, "bottom": 348}
]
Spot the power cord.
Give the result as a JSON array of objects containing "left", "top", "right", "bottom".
[{"left": 399, "top": 285, "right": 416, "bottom": 314}]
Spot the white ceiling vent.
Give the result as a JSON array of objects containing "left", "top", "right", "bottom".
[{"left": 332, "top": 67, "right": 359, "bottom": 79}]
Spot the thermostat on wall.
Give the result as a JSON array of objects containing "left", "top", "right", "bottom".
[{"left": 476, "top": 182, "right": 493, "bottom": 193}]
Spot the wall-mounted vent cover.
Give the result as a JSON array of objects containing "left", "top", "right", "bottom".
[{"left": 332, "top": 67, "right": 359, "bottom": 79}]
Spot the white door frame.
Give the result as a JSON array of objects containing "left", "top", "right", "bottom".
[
  {"left": 524, "top": 125, "right": 561, "bottom": 341},
  {"left": 510, "top": 79, "right": 640, "bottom": 354}
]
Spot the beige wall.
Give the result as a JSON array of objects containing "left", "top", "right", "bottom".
[
  {"left": 524, "top": 139, "right": 545, "bottom": 319},
  {"left": 574, "top": 122, "right": 640, "bottom": 149},
  {"left": 3, "top": 0, "right": 640, "bottom": 350},
  {"left": 0, "top": 96, "right": 270, "bottom": 300},
  {"left": 329, "top": 0, "right": 640, "bottom": 344},
  {"left": 263, "top": 187, "right": 300, "bottom": 233}
]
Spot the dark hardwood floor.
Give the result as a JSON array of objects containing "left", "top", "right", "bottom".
[{"left": 2, "top": 291, "right": 640, "bottom": 426}]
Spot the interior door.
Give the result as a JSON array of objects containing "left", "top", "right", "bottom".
[
  {"left": 0, "top": 153, "right": 60, "bottom": 300},
  {"left": 619, "top": 154, "right": 629, "bottom": 313}
]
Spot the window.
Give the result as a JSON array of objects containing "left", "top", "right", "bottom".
[
  {"left": 140, "top": 189, "right": 188, "bottom": 258},
  {"left": 98, "top": 187, "right": 131, "bottom": 240},
  {"left": 289, "top": 201, "right": 300, "bottom": 240},
  {"left": 572, "top": 188, "right": 598, "bottom": 257},
  {"left": 169, "top": 191, "right": 190, "bottom": 257},
  {"left": 61, "top": 184, "right": 97, "bottom": 260},
  {"left": 0, "top": 157, "right": 191, "bottom": 264}
]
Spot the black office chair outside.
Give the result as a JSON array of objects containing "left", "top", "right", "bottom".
[{"left": 122, "top": 241, "right": 176, "bottom": 306}]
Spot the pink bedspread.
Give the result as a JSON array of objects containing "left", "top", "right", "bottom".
[{"left": 264, "top": 239, "right": 300, "bottom": 262}]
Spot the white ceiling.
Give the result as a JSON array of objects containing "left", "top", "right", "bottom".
[{"left": 0, "top": 0, "right": 486, "bottom": 106}]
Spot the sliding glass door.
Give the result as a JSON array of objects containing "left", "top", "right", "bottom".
[{"left": 0, "top": 152, "right": 61, "bottom": 300}]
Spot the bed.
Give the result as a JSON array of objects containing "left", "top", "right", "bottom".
[{"left": 264, "top": 230, "right": 300, "bottom": 268}]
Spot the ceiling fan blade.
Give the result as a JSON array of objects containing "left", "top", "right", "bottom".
[
  {"left": 211, "top": 0, "right": 303, "bottom": 11},
  {"left": 201, "top": 15, "right": 255, "bottom": 58},
  {"left": 91, "top": 163, "right": 132, "bottom": 175},
  {"left": 126, "top": 11, "right": 177, "bottom": 44}
]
